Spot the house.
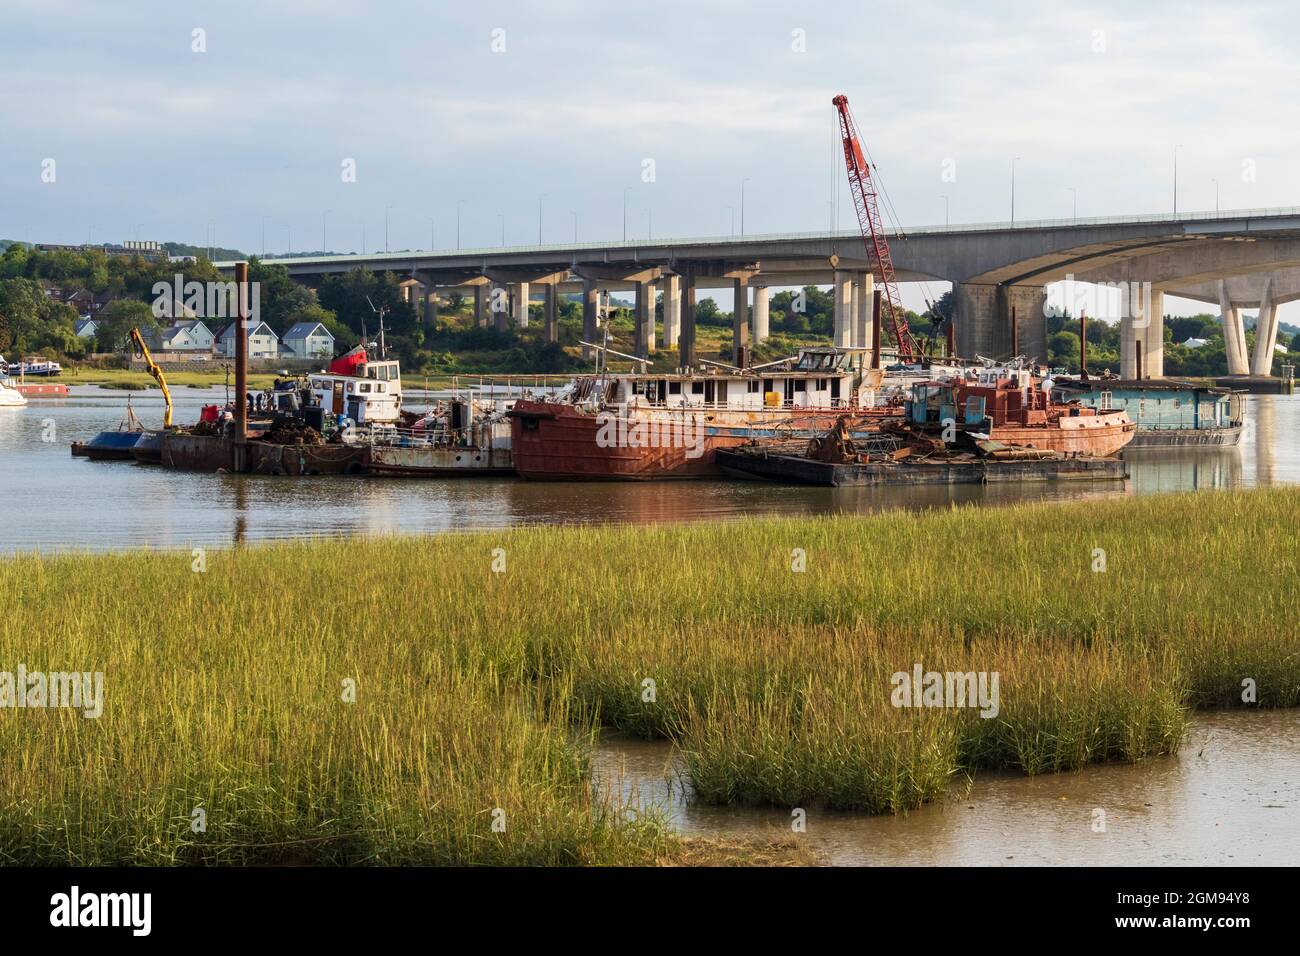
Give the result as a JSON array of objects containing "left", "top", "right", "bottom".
[
  {"left": 282, "top": 321, "right": 335, "bottom": 360},
  {"left": 153, "top": 320, "right": 215, "bottom": 353},
  {"left": 1180, "top": 337, "right": 1208, "bottom": 349},
  {"left": 217, "top": 321, "right": 279, "bottom": 359},
  {"left": 73, "top": 318, "right": 98, "bottom": 339}
]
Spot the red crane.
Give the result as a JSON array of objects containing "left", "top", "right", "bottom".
[{"left": 832, "top": 94, "right": 921, "bottom": 362}]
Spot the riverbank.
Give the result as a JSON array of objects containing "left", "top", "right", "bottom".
[
  {"left": 1, "top": 488, "right": 1296, "bottom": 864},
  {"left": 57, "top": 367, "right": 280, "bottom": 390}
]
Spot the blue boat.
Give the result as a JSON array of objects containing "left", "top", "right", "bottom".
[{"left": 1050, "top": 378, "right": 1245, "bottom": 447}]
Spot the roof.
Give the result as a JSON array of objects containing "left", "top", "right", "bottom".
[
  {"left": 217, "top": 321, "right": 278, "bottom": 339},
  {"left": 73, "top": 318, "right": 97, "bottom": 334},
  {"left": 284, "top": 321, "right": 332, "bottom": 339}
]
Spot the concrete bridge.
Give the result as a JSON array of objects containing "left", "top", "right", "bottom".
[{"left": 219, "top": 206, "right": 1300, "bottom": 377}]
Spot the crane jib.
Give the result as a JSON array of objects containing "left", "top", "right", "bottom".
[{"left": 832, "top": 93, "right": 922, "bottom": 362}]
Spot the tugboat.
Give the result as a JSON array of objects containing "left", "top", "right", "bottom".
[{"left": 938, "top": 360, "right": 1137, "bottom": 457}]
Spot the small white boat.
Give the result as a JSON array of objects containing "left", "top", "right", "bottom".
[{"left": 0, "top": 376, "right": 27, "bottom": 407}]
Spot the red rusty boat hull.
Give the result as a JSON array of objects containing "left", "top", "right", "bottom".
[
  {"left": 988, "top": 417, "right": 1137, "bottom": 457},
  {"left": 509, "top": 400, "right": 897, "bottom": 480}
]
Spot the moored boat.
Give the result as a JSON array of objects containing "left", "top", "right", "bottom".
[
  {"left": 509, "top": 347, "right": 905, "bottom": 480},
  {"left": 1050, "top": 377, "right": 1245, "bottom": 448}
]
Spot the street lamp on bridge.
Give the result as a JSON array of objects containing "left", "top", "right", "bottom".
[{"left": 1010, "top": 157, "right": 1021, "bottom": 225}]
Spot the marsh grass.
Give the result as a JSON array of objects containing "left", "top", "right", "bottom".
[{"left": 1, "top": 487, "right": 1296, "bottom": 862}]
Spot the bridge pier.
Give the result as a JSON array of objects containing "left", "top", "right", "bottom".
[
  {"left": 854, "top": 273, "right": 874, "bottom": 349},
  {"left": 513, "top": 281, "right": 530, "bottom": 329},
  {"left": 662, "top": 273, "right": 681, "bottom": 348},
  {"left": 543, "top": 282, "right": 558, "bottom": 344},
  {"left": 955, "top": 282, "right": 1046, "bottom": 363},
  {"left": 680, "top": 269, "right": 697, "bottom": 369},
  {"left": 425, "top": 286, "right": 438, "bottom": 325},
  {"left": 1219, "top": 280, "right": 1250, "bottom": 375},
  {"left": 732, "top": 277, "right": 750, "bottom": 360},
  {"left": 833, "top": 271, "right": 853, "bottom": 347},
  {"left": 1251, "top": 276, "right": 1279, "bottom": 375},
  {"left": 1119, "top": 288, "right": 1164, "bottom": 378},
  {"left": 752, "top": 284, "right": 769, "bottom": 344},
  {"left": 634, "top": 280, "right": 655, "bottom": 358}
]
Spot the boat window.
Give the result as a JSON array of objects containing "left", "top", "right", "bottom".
[
  {"left": 668, "top": 381, "right": 682, "bottom": 395},
  {"left": 359, "top": 383, "right": 371, "bottom": 393},
  {"left": 691, "top": 382, "right": 704, "bottom": 395},
  {"left": 377, "top": 383, "right": 386, "bottom": 393},
  {"left": 1099, "top": 391, "right": 1112, "bottom": 410},
  {"left": 347, "top": 383, "right": 356, "bottom": 393},
  {"left": 747, "top": 380, "right": 760, "bottom": 393}
]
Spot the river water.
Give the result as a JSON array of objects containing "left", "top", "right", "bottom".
[
  {"left": 594, "top": 710, "right": 1300, "bottom": 865},
  {"left": 1, "top": 386, "right": 1298, "bottom": 553}
]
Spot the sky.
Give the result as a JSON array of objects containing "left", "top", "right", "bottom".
[{"left": 2, "top": 0, "right": 1297, "bottom": 318}]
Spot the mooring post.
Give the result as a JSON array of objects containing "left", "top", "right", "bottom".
[
  {"left": 1080, "top": 310, "right": 1089, "bottom": 376},
  {"left": 870, "top": 289, "right": 883, "bottom": 370},
  {"left": 233, "top": 261, "right": 249, "bottom": 472}
]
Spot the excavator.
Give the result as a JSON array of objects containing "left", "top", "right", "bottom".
[{"left": 130, "top": 326, "right": 173, "bottom": 428}]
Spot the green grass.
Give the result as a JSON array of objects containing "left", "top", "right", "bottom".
[
  {"left": 1, "top": 488, "right": 1297, "bottom": 863},
  {"left": 59, "top": 367, "right": 280, "bottom": 389}
]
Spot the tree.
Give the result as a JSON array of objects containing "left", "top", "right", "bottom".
[{"left": 95, "top": 300, "right": 158, "bottom": 352}]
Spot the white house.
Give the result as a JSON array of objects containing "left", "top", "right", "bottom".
[
  {"left": 155, "top": 320, "right": 215, "bottom": 352},
  {"left": 73, "top": 318, "right": 98, "bottom": 339},
  {"left": 218, "top": 321, "right": 279, "bottom": 359},
  {"left": 282, "top": 321, "right": 335, "bottom": 360},
  {"left": 1180, "top": 337, "right": 1208, "bottom": 349}
]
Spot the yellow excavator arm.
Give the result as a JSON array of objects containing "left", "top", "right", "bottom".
[{"left": 129, "top": 327, "right": 173, "bottom": 428}]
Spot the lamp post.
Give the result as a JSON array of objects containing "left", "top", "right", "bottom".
[
  {"left": 571, "top": 211, "right": 578, "bottom": 243},
  {"left": 728, "top": 205, "right": 735, "bottom": 236},
  {"left": 1173, "top": 144, "right": 1184, "bottom": 216},
  {"left": 740, "top": 177, "right": 751, "bottom": 236},
  {"left": 940, "top": 194, "right": 949, "bottom": 227},
  {"left": 384, "top": 205, "right": 391, "bottom": 253},
  {"left": 1011, "top": 157, "right": 1021, "bottom": 225},
  {"left": 456, "top": 200, "right": 466, "bottom": 250},
  {"left": 622, "top": 186, "right": 631, "bottom": 242},
  {"left": 1212, "top": 177, "right": 1220, "bottom": 214},
  {"left": 322, "top": 210, "right": 330, "bottom": 253}
]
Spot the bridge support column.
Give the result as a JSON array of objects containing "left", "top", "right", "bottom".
[
  {"left": 680, "top": 269, "right": 697, "bottom": 370},
  {"left": 1006, "top": 285, "right": 1047, "bottom": 365},
  {"left": 543, "top": 283, "right": 558, "bottom": 344},
  {"left": 513, "top": 281, "right": 530, "bottom": 329},
  {"left": 663, "top": 274, "right": 681, "bottom": 348},
  {"left": 634, "top": 280, "right": 655, "bottom": 358},
  {"left": 732, "top": 277, "right": 750, "bottom": 361},
  {"left": 582, "top": 280, "right": 599, "bottom": 360},
  {"left": 752, "top": 285, "right": 769, "bottom": 344},
  {"left": 474, "top": 285, "right": 486, "bottom": 327},
  {"left": 424, "top": 286, "right": 438, "bottom": 326},
  {"left": 1219, "top": 280, "right": 1250, "bottom": 375},
  {"left": 954, "top": 283, "right": 998, "bottom": 358},
  {"left": 1250, "top": 277, "right": 1278, "bottom": 376},
  {"left": 854, "top": 272, "right": 874, "bottom": 350},
  {"left": 492, "top": 284, "right": 509, "bottom": 332},
  {"left": 1142, "top": 289, "right": 1164, "bottom": 378},
  {"left": 833, "top": 271, "right": 853, "bottom": 347}
]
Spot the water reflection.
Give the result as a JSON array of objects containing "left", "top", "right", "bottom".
[
  {"left": 3, "top": 388, "right": 1299, "bottom": 554},
  {"left": 593, "top": 710, "right": 1300, "bottom": 866}
]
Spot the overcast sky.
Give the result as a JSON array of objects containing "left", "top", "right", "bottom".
[{"left": 2, "top": 0, "right": 1296, "bottom": 316}]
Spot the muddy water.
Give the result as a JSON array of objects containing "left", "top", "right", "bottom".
[
  {"left": 2, "top": 388, "right": 1299, "bottom": 553},
  {"left": 592, "top": 710, "right": 1300, "bottom": 865}
]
